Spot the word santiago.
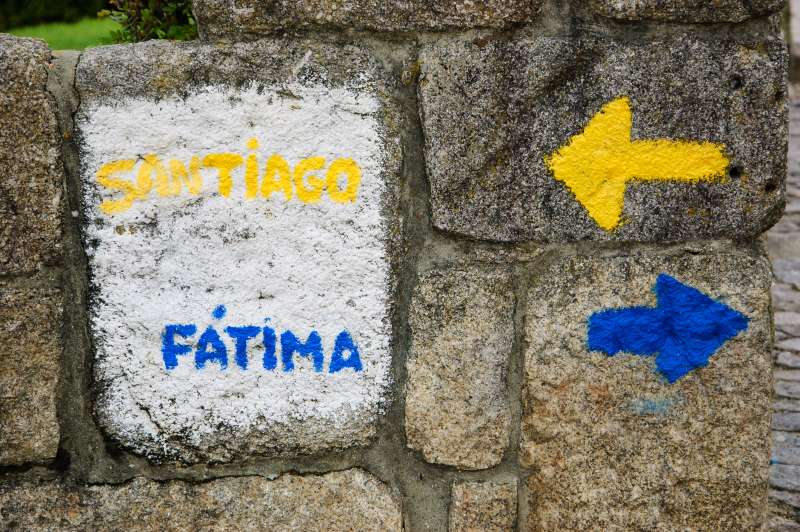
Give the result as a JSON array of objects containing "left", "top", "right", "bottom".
[
  {"left": 97, "top": 138, "right": 362, "bottom": 214},
  {"left": 161, "top": 305, "right": 363, "bottom": 373}
]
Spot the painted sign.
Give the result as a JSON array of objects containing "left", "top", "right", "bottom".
[
  {"left": 79, "top": 84, "right": 395, "bottom": 460},
  {"left": 587, "top": 273, "right": 748, "bottom": 382},
  {"left": 545, "top": 97, "right": 730, "bottom": 231}
]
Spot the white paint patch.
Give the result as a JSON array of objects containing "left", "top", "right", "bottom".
[{"left": 79, "top": 84, "right": 395, "bottom": 461}]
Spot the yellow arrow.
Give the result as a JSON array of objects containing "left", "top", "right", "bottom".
[{"left": 544, "top": 96, "right": 730, "bottom": 231}]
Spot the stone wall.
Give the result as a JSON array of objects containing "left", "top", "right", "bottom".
[{"left": 0, "top": 0, "right": 787, "bottom": 529}]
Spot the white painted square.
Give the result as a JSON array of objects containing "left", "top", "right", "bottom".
[{"left": 79, "top": 84, "right": 396, "bottom": 461}]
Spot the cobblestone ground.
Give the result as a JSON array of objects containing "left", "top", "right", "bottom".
[{"left": 769, "top": 86, "right": 800, "bottom": 531}]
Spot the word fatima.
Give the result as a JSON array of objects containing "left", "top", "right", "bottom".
[
  {"left": 161, "top": 305, "right": 363, "bottom": 373},
  {"left": 97, "top": 138, "right": 362, "bottom": 214}
]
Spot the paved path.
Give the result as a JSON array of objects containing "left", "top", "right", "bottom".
[{"left": 769, "top": 87, "right": 800, "bottom": 530}]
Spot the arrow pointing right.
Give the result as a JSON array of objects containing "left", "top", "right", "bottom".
[{"left": 587, "top": 274, "right": 748, "bottom": 383}]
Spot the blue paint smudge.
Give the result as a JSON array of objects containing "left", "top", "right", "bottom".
[
  {"left": 212, "top": 304, "right": 227, "bottom": 320},
  {"left": 587, "top": 274, "right": 749, "bottom": 383},
  {"left": 629, "top": 397, "right": 676, "bottom": 416}
]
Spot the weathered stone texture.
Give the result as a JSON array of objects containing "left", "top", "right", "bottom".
[
  {"left": 0, "top": 278, "right": 62, "bottom": 465},
  {"left": 0, "top": 469, "right": 402, "bottom": 530},
  {"left": 449, "top": 480, "right": 516, "bottom": 531},
  {"left": 0, "top": 35, "right": 63, "bottom": 275},
  {"left": 419, "top": 35, "right": 786, "bottom": 242},
  {"left": 770, "top": 515, "right": 800, "bottom": 532},
  {"left": 521, "top": 250, "right": 772, "bottom": 529},
  {"left": 405, "top": 265, "right": 513, "bottom": 469},
  {"left": 192, "top": 0, "right": 542, "bottom": 38},
  {"left": 769, "top": 93, "right": 800, "bottom": 525},
  {"left": 587, "top": 0, "right": 784, "bottom": 22},
  {"left": 76, "top": 39, "right": 401, "bottom": 462},
  {"left": 77, "top": 38, "right": 401, "bottom": 103}
]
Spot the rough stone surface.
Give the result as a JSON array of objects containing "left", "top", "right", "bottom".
[
  {"left": 779, "top": 351, "right": 800, "bottom": 367},
  {"left": 76, "top": 39, "right": 401, "bottom": 462},
  {"left": 405, "top": 265, "right": 513, "bottom": 469},
  {"left": 775, "top": 432, "right": 800, "bottom": 465},
  {"left": 779, "top": 381, "right": 800, "bottom": 399},
  {"left": 76, "top": 39, "right": 401, "bottom": 103},
  {"left": 775, "top": 412, "right": 800, "bottom": 431},
  {"left": 0, "top": 277, "right": 62, "bottom": 465},
  {"left": 777, "top": 399, "right": 800, "bottom": 412},
  {"left": 769, "top": 89, "right": 800, "bottom": 526},
  {"left": 521, "top": 250, "right": 772, "bottom": 529},
  {"left": 586, "top": 0, "right": 784, "bottom": 22},
  {"left": 448, "top": 480, "right": 516, "bottom": 531},
  {"left": 0, "top": 469, "right": 402, "bottom": 530},
  {"left": 192, "top": 0, "right": 542, "bottom": 38},
  {"left": 0, "top": 35, "right": 63, "bottom": 275},
  {"left": 772, "top": 488, "right": 800, "bottom": 509},
  {"left": 774, "top": 465, "right": 800, "bottom": 492},
  {"left": 771, "top": 515, "right": 800, "bottom": 531},
  {"left": 419, "top": 34, "right": 786, "bottom": 242},
  {"left": 782, "top": 340, "right": 800, "bottom": 353},
  {"left": 777, "top": 312, "right": 800, "bottom": 338}
]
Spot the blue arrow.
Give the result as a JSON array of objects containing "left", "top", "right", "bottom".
[{"left": 587, "top": 274, "right": 748, "bottom": 383}]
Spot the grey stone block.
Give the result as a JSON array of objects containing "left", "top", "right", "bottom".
[
  {"left": 769, "top": 515, "right": 800, "bottom": 531},
  {"left": 777, "top": 370, "right": 800, "bottom": 381},
  {"left": 773, "top": 412, "right": 800, "bottom": 431},
  {"left": 777, "top": 351, "right": 800, "bottom": 368},
  {"left": 586, "top": 0, "right": 784, "bottom": 22},
  {"left": 448, "top": 480, "right": 517, "bottom": 532},
  {"left": 779, "top": 339, "right": 800, "bottom": 352},
  {"left": 771, "top": 488, "right": 800, "bottom": 510},
  {"left": 775, "top": 399, "right": 800, "bottom": 411},
  {"left": 521, "top": 248, "right": 772, "bottom": 529},
  {"left": 0, "top": 35, "right": 63, "bottom": 275},
  {"left": 774, "top": 284, "right": 800, "bottom": 312},
  {"left": 76, "top": 39, "right": 402, "bottom": 462},
  {"left": 768, "top": 232, "right": 800, "bottom": 259},
  {"left": 419, "top": 34, "right": 786, "bottom": 242},
  {"left": 0, "top": 469, "right": 402, "bottom": 530},
  {"left": 772, "top": 464, "right": 800, "bottom": 491},
  {"left": 405, "top": 265, "right": 514, "bottom": 469},
  {"left": 776, "top": 312, "right": 800, "bottom": 337},
  {"left": 774, "top": 432, "right": 800, "bottom": 465},
  {"left": 775, "top": 260, "right": 800, "bottom": 286},
  {"left": 192, "top": 0, "right": 542, "bottom": 38},
  {"left": 0, "top": 277, "right": 62, "bottom": 465},
  {"left": 77, "top": 39, "right": 400, "bottom": 103},
  {"left": 777, "top": 380, "right": 800, "bottom": 398}
]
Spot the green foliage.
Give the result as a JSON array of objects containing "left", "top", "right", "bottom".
[
  {"left": 9, "top": 17, "right": 120, "bottom": 51},
  {"left": 0, "top": 0, "right": 108, "bottom": 31},
  {"left": 99, "top": 0, "right": 197, "bottom": 43}
]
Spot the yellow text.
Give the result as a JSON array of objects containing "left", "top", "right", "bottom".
[{"left": 96, "top": 138, "right": 362, "bottom": 215}]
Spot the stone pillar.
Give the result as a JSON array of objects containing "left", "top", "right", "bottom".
[{"left": 0, "top": 35, "right": 64, "bottom": 466}]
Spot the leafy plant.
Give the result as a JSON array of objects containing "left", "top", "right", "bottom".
[
  {"left": 99, "top": 0, "right": 197, "bottom": 43},
  {"left": 0, "top": 0, "right": 107, "bottom": 31}
]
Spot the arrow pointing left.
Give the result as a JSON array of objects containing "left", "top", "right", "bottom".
[
  {"left": 545, "top": 97, "right": 730, "bottom": 231},
  {"left": 587, "top": 274, "right": 748, "bottom": 383}
]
